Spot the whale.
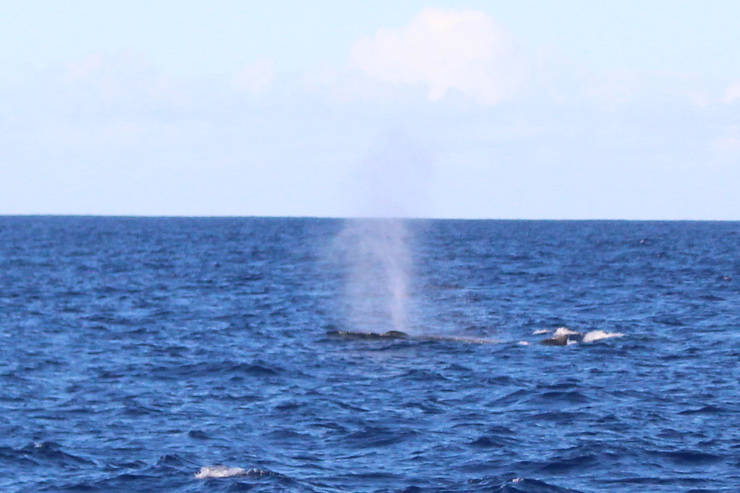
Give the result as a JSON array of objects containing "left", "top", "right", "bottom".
[
  {"left": 328, "top": 326, "right": 622, "bottom": 346},
  {"left": 327, "top": 329, "right": 500, "bottom": 344},
  {"left": 539, "top": 327, "right": 623, "bottom": 346},
  {"left": 327, "top": 329, "right": 409, "bottom": 340}
]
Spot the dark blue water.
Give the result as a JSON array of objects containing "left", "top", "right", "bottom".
[{"left": 1, "top": 217, "right": 739, "bottom": 492}]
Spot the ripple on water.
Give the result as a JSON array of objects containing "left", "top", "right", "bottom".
[{"left": 3, "top": 218, "right": 740, "bottom": 492}]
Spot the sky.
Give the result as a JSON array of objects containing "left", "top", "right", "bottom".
[{"left": 1, "top": 1, "right": 739, "bottom": 219}]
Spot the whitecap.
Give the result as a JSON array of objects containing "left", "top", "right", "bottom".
[
  {"left": 532, "top": 329, "right": 551, "bottom": 335},
  {"left": 552, "top": 327, "right": 579, "bottom": 337},
  {"left": 582, "top": 330, "right": 624, "bottom": 343},
  {"left": 195, "top": 465, "right": 246, "bottom": 479}
]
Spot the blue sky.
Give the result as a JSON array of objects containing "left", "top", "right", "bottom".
[{"left": 1, "top": 1, "right": 739, "bottom": 219}]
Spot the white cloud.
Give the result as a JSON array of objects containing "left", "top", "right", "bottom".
[
  {"left": 348, "top": 8, "right": 528, "bottom": 104},
  {"left": 583, "top": 70, "right": 718, "bottom": 109},
  {"left": 232, "top": 58, "right": 274, "bottom": 96},
  {"left": 711, "top": 125, "right": 740, "bottom": 164},
  {"left": 585, "top": 70, "right": 642, "bottom": 108},
  {"left": 61, "top": 53, "right": 192, "bottom": 110},
  {"left": 723, "top": 81, "right": 740, "bottom": 103}
]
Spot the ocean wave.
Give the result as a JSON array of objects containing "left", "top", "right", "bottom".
[
  {"left": 194, "top": 465, "right": 247, "bottom": 479},
  {"left": 581, "top": 330, "right": 624, "bottom": 343},
  {"left": 194, "top": 465, "right": 291, "bottom": 481},
  {"left": 467, "top": 476, "right": 584, "bottom": 492},
  {"left": 4, "top": 217, "right": 740, "bottom": 492}
]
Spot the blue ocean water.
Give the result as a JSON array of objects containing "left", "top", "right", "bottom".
[{"left": 1, "top": 217, "right": 739, "bottom": 492}]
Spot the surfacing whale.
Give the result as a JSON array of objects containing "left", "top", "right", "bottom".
[
  {"left": 328, "top": 329, "right": 409, "bottom": 340},
  {"left": 329, "top": 327, "right": 623, "bottom": 346},
  {"left": 538, "top": 327, "right": 624, "bottom": 346},
  {"left": 327, "top": 329, "right": 500, "bottom": 344}
]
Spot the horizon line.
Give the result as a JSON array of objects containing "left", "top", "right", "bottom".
[{"left": 0, "top": 213, "right": 738, "bottom": 222}]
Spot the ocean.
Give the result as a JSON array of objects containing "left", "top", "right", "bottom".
[{"left": 1, "top": 216, "right": 738, "bottom": 492}]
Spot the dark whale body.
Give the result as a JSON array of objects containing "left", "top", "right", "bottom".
[
  {"left": 540, "top": 333, "right": 584, "bottom": 346},
  {"left": 330, "top": 328, "right": 621, "bottom": 346},
  {"left": 327, "top": 329, "right": 499, "bottom": 344},
  {"left": 327, "top": 330, "right": 409, "bottom": 340}
]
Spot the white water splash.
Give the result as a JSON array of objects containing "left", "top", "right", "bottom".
[
  {"left": 536, "top": 326, "right": 625, "bottom": 345},
  {"left": 194, "top": 465, "right": 246, "bottom": 479},
  {"left": 552, "top": 327, "right": 580, "bottom": 337},
  {"left": 582, "top": 330, "right": 624, "bottom": 343}
]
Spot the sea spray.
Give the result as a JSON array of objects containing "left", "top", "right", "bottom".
[
  {"left": 336, "top": 218, "right": 414, "bottom": 334},
  {"left": 334, "top": 130, "right": 431, "bottom": 334}
]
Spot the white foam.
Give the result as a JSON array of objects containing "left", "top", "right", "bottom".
[
  {"left": 195, "top": 465, "right": 246, "bottom": 479},
  {"left": 582, "top": 330, "right": 624, "bottom": 343},
  {"left": 552, "top": 327, "right": 579, "bottom": 337},
  {"left": 437, "top": 335, "right": 500, "bottom": 344},
  {"left": 532, "top": 329, "right": 551, "bottom": 335},
  {"left": 518, "top": 341, "right": 530, "bottom": 346}
]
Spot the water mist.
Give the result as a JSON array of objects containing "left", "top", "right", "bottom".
[
  {"left": 337, "top": 218, "right": 412, "bottom": 333},
  {"left": 335, "top": 130, "right": 430, "bottom": 335}
]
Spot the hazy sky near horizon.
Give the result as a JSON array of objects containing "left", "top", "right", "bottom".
[{"left": 2, "top": 1, "right": 739, "bottom": 219}]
